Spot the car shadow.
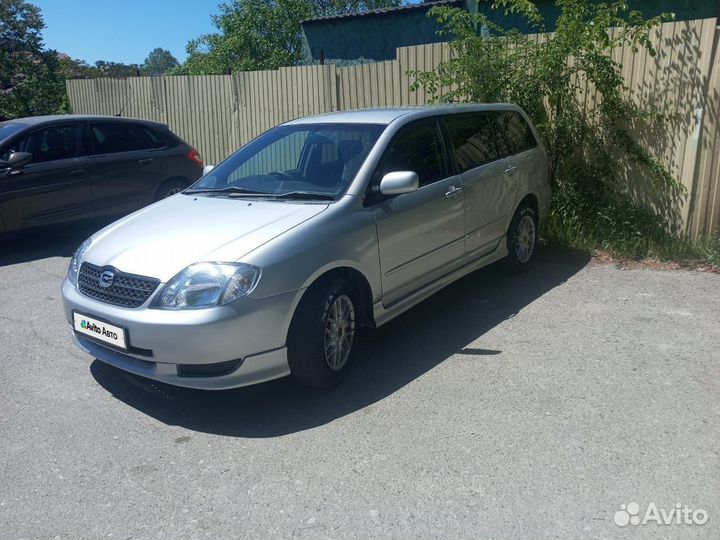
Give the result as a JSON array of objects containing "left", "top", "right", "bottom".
[
  {"left": 0, "top": 221, "right": 106, "bottom": 267},
  {"left": 91, "top": 247, "right": 591, "bottom": 438}
]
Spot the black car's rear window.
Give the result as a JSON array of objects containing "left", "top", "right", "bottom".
[{"left": 155, "top": 128, "right": 180, "bottom": 148}]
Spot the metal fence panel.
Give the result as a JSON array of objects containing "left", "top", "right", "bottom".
[{"left": 66, "top": 18, "right": 720, "bottom": 238}]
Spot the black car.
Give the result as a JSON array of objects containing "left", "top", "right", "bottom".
[{"left": 0, "top": 115, "right": 204, "bottom": 236}]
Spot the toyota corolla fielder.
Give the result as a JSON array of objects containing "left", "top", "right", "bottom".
[{"left": 62, "top": 104, "right": 550, "bottom": 389}]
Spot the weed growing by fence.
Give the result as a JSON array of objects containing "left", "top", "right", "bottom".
[{"left": 410, "top": 0, "right": 702, "bottom": 260}]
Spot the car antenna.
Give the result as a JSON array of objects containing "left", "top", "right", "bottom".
[{"left": 115, "top": 85, "right": 135, "bottom": 117}]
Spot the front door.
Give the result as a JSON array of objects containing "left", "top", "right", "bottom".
[
  {"left": 371, "top": 118, "right": 466, "bottom": 306},
  {"left": 0, "top": 123, "right": 92, "bottom": 233}
]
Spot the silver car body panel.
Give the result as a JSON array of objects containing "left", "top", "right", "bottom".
[
  {"left": 62, "top": 104, "right": 550, "bottom": 389},
  {"left": 82, "top": 194, "right": 329, "bottom": 282}
]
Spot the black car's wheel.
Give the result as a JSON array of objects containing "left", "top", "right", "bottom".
[
  {"left": 287, "top": 277, "right": 357, "bottom": 388},
  {"left": 154, "top": 179, "right": 188, "bottom": 201},
  {"left": 506, "top": 203, "right": 538, "bottom": 270}
]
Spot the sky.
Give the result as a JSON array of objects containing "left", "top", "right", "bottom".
[{"left": 32, "top": 0, "right": 221, "bottom": 65}]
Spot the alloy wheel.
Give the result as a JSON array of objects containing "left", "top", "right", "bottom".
[
  {"left": 324, "top": 294, "right": 355, "bottom": 371},
  {"left": 514, "top": 214, "right": 536, "bottom": 263}
]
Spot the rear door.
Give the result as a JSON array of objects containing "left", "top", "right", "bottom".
[
  {"left": 142, "top": 127, "right": 203, "bottom": 188},
  {"left": 0, "top": 123, "right": 92, "bottom": 233},
  {"left": 494, "top": 109, "right": 545, "bottom": 200},
  {"left": 86, "top": 121, "right": 162, "bottom": 218},
  {"left": 443, "top": 112, "right": 518, "bottom": 256},
  {"left": 371, "top": 118, "right": 466, "bottom": 305}
]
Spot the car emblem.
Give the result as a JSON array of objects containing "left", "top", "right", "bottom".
[{"left": 99, "top": 270, "right": 115, "bottom": 288}]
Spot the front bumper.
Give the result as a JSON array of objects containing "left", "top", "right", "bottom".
[{"left": 61, "top": 278, "right": 297, "bottom": 389}]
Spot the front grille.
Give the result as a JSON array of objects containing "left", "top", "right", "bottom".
[{"left": 78, "top": 262, "right": 160, "bottom": 308}]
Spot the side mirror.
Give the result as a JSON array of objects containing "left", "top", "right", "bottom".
[
  {"left": 202, "top": 164, "right": 215, "bottom": 176},
  {"left": 8, "top": 151, "right": 32, "bottom": 169},
  {"left": 379, "top": 171, "right": 419, "bottom": 196}
]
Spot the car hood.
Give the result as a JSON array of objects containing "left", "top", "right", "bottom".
[{"left": 84, "top": 194, "right": 328, "bottom": 281}]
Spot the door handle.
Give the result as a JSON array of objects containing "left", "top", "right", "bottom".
[
  {"left": 445, "top": 185, "right": 463, "bottom": 199},
  {"left": 504, "top": 165, "right": 518, "bottom": 175},
  {"left": 138, "top": 158, "right": 154, "bottom": 165},
  {"left": 69, "top": 169, "right": 86, "bottom": 177}
]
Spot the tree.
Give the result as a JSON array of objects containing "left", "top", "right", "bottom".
[
  {"left": 177, "top": 0, "right": 403, "bottom": 74},
  {"left": 411, "top": 1, "right": 685, "bottom": 258},
  {"left": 0, "top": 0, "right": 65, "bottom": 119},
  {"left": 58, "top": 54, "right": 97, "bottom": 79},
  {"left": 93, "top": 60, "right": 141, "bottom": 77},
  {"left": 142, "top": 47, "right": 179, "bottom": 75},
  {"left": 312, "top": 0, "right": 405, "bottom": 17}
]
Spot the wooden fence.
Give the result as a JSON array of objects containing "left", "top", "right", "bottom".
[{"left": 66, "top": 17, "right": 720, "bottom": 239}]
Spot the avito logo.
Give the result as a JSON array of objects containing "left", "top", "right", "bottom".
[
  {"left": 80, "top": 320, "right": 118, "bottom": 340},
  {"left": 614, "top": 502, "right": 709, "bottom": 527}
]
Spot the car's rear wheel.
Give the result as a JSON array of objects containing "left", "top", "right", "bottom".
[
  {"left": 287, "top": 277, "right": 357, "bottom": 388},
  {"left": 154, "top": 179, "right": 188, "bottom": 201},
  {"left": 506, "top": 203, "right": 538, "bottom": 270}
]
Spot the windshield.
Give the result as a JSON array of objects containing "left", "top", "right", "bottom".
[
  {"left": 0, "top": 122, "right": 27, "bottom": 144},
  {"left": 189, "top": 123, "right": 385, "bottom": 199}
]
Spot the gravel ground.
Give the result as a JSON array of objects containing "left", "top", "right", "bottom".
[{"left": 0, "top": 226, "right": 718, "bottom": 540}]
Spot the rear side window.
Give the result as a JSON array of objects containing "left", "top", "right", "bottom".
[
  {"left": 142, "top": 127, "right": 167, "bottom": 149},
  {"left": 89, "top": 122, "right": 154, "bottom": 154},
  {"left": 495, "top": 111, "right": 537, "bottom": 154},
  {"left": 374, "top": 118, "right": 448, "bottom": 187},
  {"left": 9, "top": 124, "right": 80, "bottom": 163},
  {"left": 157, "top": 129, "right": 180, "bottom": 148},
  {"left": 444, "top": 113, "right": 508, "bottom": 173}
]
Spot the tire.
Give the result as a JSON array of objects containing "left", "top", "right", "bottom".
[
  {"left": 154, "top": 179, "right": 188, "bottom": 201},
  {"left": 506, "top": 203, "right": 538, "bottom": 271},
  {"left": 287, "top": 277, "right": 358, "bottom": 388}
]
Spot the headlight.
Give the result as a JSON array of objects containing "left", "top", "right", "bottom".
[
  {"left": 67, "top": 238, "right": 92, "bottom": 286},
  {"left": 151, "top": 262, "right": 261, "bottom": 310}
]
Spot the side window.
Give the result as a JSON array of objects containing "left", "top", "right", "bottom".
[
  {"left": 495, "top": 111, "right": 537, "bottom": 154},
  {"left": 374, "top": 119, "right": 448, "bottom": 188},
  {"left": 156, "top": 129, "right": 180, "bottom": 149},
  {"left": 143, "top": 127, "right": 167, "bottom": 149},
  {"left": 10, "top": 125, "right": 79, "bottom": 164},
  {"left": 444, "top": 113, "right": 507, "bottom": 173},
  {"left": 89, "top": 122, "right": 153, "bottom": 154}
]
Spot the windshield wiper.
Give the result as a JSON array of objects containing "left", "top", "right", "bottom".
[
  {"left": 269, "top": 191, "right": 336, "bottom": 201},
  {"left": 184, "top": 186, "right": 270, "bottom": 195},
  {"left": 185, "top": 186, "right": 336, "bottom": 201}
]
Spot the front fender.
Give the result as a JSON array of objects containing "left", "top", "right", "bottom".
[{"left": 243, "top": 196, "right": 382, "bottom": 304}]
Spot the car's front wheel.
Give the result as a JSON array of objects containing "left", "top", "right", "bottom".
[
  {"left": 287, "top": 277, "right": 357, "bottom": 388},
  {"left": 506, "top": 203, "right": 538, "bottom": 270}
]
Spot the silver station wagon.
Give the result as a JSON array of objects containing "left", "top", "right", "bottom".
[{"left": 61, "top": 105, "right": 550, "bottom": 389}]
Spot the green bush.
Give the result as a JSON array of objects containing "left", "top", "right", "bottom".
[
  {"left": 410, "top": 0, "right": 713, "bottom": 262},
  {"left": 697, "top": 229, "right": 720, "bottom": 266}
]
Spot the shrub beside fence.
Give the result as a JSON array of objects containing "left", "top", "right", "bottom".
[{"left": 66, "top": 17, "right": 720, "bottom": 240}]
